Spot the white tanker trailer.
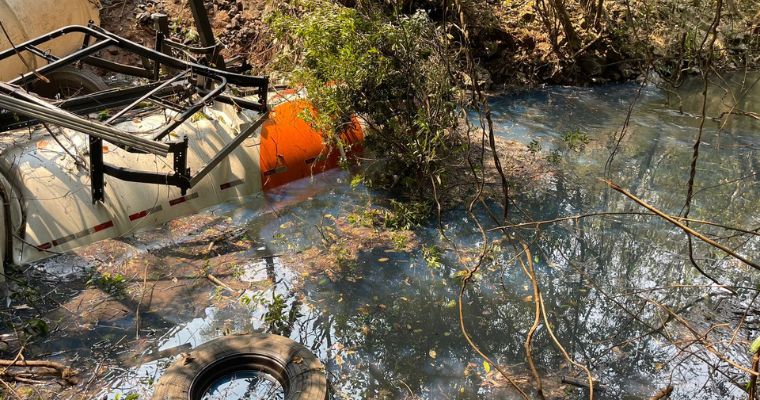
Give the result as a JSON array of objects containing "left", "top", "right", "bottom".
[{"left": 0, "top": 23, "right": 363, "bottom": 287}]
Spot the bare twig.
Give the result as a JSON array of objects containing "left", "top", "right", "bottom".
[
  {"left": 521, "top": 244, "right": 545, "bottom": 399},
  {"left": 0, "top": 21, "right": 49, "bottom": 84},
  {"left": 603, "top": 179, "right": 760, "bottom": 272},
  {"left": 458, "top": 280, "right": 530, "bottom": 399},
  {"left": 715, "top": 110, "right": 760, "bottom": 121},
  {"left": 41, "top": 123, "right": 87, "bottom": 169},
  {"left": 540, "top": 291, "right": 595, "bottom": 399},
  {"left": 641, "top": 296, "right": 758, "bottom": 377},
  {"left": 488, "top": 211, "right": 760, "bottom": 237},
  {"left": 134, "top": 262, "right": 149, "bottom": 340},
  {"left": 206, "top": 274, "right": 242, "bottom": 296},
  {"left": 750, "top": 350, "right": 759, "bottom": 400},
  {"left": 562, "top": 376, "right": 606, "bottom": 392}
]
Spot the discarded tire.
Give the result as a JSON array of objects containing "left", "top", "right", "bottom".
[
  {"left": 152, "top": 333, "right": 328, "bottom": 400},
  {"left": 31, "top": 67, "right": 108, "bottom": 99}
]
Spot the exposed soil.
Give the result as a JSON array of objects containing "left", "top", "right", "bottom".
[
  {"left": 99, "top": 0, "right": 275, "bottom": 71},
  {"left": 99, "top": 0, "right": 759, "bottom": 88}
]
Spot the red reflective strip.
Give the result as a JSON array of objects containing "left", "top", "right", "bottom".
[
  {"left": 129, "top": 205, "right": 163, "bottom": 221},
  {"left": 264, "top": 166, "right": 288, "bottom": 176},
  {"left": 129, "top": 210, "right": 148, "bottom": 221},
  {"left": 36, "top": 221, "right": 112, "bottom": 250},
  {"left": 92, "top": 221, "right": 114, "bottom": 232},
  {"left": 220, "top": 179, "right": 244, "bottom": 190},
  {"left": 169, "top": 192, "right": 199, "bottom": 206},
  {"left": 169, "top": 196, "right": 187, "bottom": 206}
]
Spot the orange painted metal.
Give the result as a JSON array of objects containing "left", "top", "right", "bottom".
[{"left": 259, "top": 99, "right": 364, "bottom": 190}]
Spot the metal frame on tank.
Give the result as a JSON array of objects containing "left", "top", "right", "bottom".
[{"left": 0, "top": 23, "right": 269, "bottom": 203}]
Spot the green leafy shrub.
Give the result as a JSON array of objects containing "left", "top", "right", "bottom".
[
  {"left": 382, "top": 199, "right": 431, "bottom": 230},
  {"left": 87, "top": 272, "right": 127, "bottom": 297},
  {"left": 270, "top": 1, "right": 463, "bottom": 198}
]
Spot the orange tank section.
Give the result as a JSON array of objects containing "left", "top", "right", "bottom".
[{"left": 259, "top": 99, "right": 364, "bottom": 190}]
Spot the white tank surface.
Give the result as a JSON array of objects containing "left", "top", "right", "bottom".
[
  {"left": 0, "top": 0, "right": 100, "bottom": 81},
  {"left": 0, "top": 101, "right": 264, "bottom": 267}
]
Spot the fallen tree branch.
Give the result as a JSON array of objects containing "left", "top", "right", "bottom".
[
  {"left": 562, "top": 376, "right": 607, "bottom": 392},
  {"left": 206, "top": 274, "right": 242, "bottom": 296},
  {"left": 0, "top": 358, "right": 78, "bottom": 385}
]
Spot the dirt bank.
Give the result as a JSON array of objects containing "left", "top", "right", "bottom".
[
  {"left": 100, "top": 0, "right": 760, "bottom": 87},
  {"left": 100, "top": 0, "right": 275, "bottom": 70}
]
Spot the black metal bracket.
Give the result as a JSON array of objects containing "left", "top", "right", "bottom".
[{"left": 91, "top": 136, "right": 190, "bottom": 203}]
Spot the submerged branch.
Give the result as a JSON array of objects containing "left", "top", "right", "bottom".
[
  {"left": 0, "top": 358, "right": 78, "bottom": 385},
  {"left": 521, "top": 244, "right": 546, "bottom": 399},
  {"left": 641, "top": 295, "right": 759, "bottom": 377},
  {"left": 603, "top": 179, "right": 760, "bottom": 272},
  {"left": 458, "top": 279, "right": 530, "bottom": 399}
]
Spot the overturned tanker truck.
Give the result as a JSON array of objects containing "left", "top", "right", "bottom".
[{"left": 0, "top": 14, "right": 363, "bottom": 284}]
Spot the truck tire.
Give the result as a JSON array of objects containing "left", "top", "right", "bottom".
[
  {"left": 31, "top": 67, "right": 108, "bottom": 99},
  {"left": 152, "top": 333, "right": 328, "bottom": 400}
]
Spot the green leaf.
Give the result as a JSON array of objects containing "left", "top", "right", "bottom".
[
  {"left": 483, "top": 361, "right": 491, "bottom": 373},
  {"left": 750, "top": 337, "right": 760, "bottom": 354}
]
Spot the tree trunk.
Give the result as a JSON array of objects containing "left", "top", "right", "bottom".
[
  {"left": 581, "top": 0, "right": 604, "bottom": 30},
  {"left": 549, "top": 0, "right": 581, "bottom": 51},
  {"left": 535, "top": 0, "right": 561, "bottom": 54},
  {"left": 594, "top": 0, "right": 605, "bottom": 29}
]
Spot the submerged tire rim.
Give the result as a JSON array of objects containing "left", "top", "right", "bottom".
[{"left": 189, "top": 353, "right": 289, "bottom": 400}]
